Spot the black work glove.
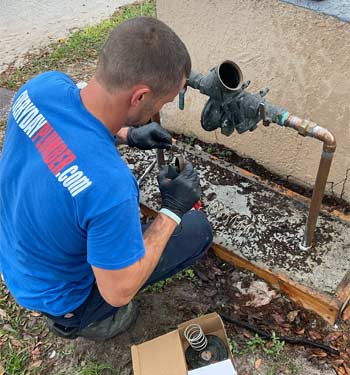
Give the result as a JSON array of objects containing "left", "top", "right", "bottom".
[
  {"left": 127, "top": 122, "right": 172, "bottom": 150},
  {"left": 157, "top": 161, "right": 201, "bottom": 221}
]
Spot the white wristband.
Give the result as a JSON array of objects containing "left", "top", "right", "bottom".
[{"left": 159, "top": 208, "right": 181, "bottom": 225}]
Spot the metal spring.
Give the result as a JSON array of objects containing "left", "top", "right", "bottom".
[{"left": 184, "top": 324, "right": 208, "bottom": 352}]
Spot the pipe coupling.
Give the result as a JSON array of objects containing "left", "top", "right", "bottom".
[
  {"left": 285, "top": 115, "right": 316, "bottom": 136},
  {"left": 297, "top": 119, "right": 317, "bottom": 137},
  {"left": 285, "top": 115, "right": 336, "bottom": 153}
]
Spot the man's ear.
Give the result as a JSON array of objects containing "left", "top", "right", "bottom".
[{"left": 130, "top": 86, "right": 151, "bottom": 107}]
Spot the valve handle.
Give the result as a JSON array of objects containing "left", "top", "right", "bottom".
[{"left": 179, "top": 87, "right": 187, "bottom": 110}]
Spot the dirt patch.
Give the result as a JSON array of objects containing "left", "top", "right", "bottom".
[{"left": 34, "top": 250, "right": 346, "bottom": 375}]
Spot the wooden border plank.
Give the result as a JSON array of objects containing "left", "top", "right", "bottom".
[
  {"left": 343, "top": 305, "right": 350, "bottom": 322},
  {"left": 336, "top": 271, "right": 350, "bottom": 303},
  {"left": 212, "top": 243, "right": 339, "bottom": 325}
]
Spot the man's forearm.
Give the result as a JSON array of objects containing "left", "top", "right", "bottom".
[
  {"left": 138, "top": 212, "right": 177, "bottom": 285},
  {"left": 92, "top": 212, "right": 177, "bottom": 307}
]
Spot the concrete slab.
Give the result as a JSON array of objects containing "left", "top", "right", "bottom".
[
  {"left": 120, "top": 143, "right": 350, "bottom": 298},
  {"left": 281, "top": 0, "right": 350, "bottom": 22}
]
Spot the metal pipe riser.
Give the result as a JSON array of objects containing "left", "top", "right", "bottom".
[{"left": 301, "top": 151, "right": 335, "bottom": 250}]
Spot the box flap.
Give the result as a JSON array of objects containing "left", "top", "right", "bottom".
[{"left": 131, "top": 330, "right": 187, "bottom": 375}]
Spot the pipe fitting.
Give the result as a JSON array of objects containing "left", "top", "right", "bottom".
[
  {"left": 298, "top": 119, "right": 317, "bottom": 137},
  {"left": 284, "top": 116, "right": 316, "bottom": 136},
  {"left": 284, "top": 115, "right": 336, "bottom": 153},
  {"left": 312, "top": 126, "right": 337, "bottom": 153}
]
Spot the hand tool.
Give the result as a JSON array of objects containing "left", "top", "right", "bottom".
[{"left": 137, "top": 159, "right": 157, "bottom": 187}]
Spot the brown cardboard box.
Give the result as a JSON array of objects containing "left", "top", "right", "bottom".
[{"left": 131, "top": 312, "right": 237, "bottom": 375}]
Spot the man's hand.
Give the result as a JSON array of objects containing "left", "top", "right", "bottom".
[
  {"left": 127, "top": 122, "right": 172, "bottom": 150},
  {"left": 157, "top": 161, "right": 201, "bottom": 222}
]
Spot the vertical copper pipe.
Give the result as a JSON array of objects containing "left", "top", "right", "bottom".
[{"left": 301, "top": 149, "right": 335, "bottom": 250}]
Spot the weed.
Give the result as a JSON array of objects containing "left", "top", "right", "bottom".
[
  {"left": 184, "top": 136, "right": 197, "bottom": 147},
  {"left": 227, "top": 337, "right": 240, "bottom": 355},
  {"left": 2, "top": 342, "right": 29, "bottom": 375},
  {"left": 0, "top": 119, "right": 7, "bottom": 129},
  {"left": 263, "top": 332, "right": 285, "bottom": 356},
  {"left": 77, "top": 361, "right": 119, "bottom": 375},
  {"left": 221, "top": 150, "right": 232, "bottom": 158},
  {"left": 175, "top": 268, "right": 195, "bottom": 280},
  {"left": 287, "top": 360, "right": 300, "bottom": 374},
  {"left": 142, "top": 268, "right": 196, "bottom": 293},
  {"left": 142, "top": 278, "right": 173, "bottom": 293},
  {"left": 246, "top": 334, "right": 266, "bottom": 353},
  {"left": 267, "top": 367, "right": 277, "bottom": 375},
  {"left": 244, "top": 332, "right": 284, "bottom": 357},
  {"left": 265, "top": 354, "right": 300, "bottom": 375}
]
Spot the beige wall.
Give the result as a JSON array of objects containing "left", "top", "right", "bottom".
[{"left": 157, "top": 0, "right": 350, "bottom": 201}]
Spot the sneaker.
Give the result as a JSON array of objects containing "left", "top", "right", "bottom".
[
  {"left": 47, "top": 301, "right": 138, "bottom": 341},
  {"left": 46, "top": 318, "right": 79, "bottom": 340}
]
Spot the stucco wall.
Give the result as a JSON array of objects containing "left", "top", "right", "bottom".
[{"left": 157, "top": 0, "right": 350, "bottom": 201}]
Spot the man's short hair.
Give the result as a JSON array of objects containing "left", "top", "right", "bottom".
[{"left": 96, "top": 17, "right": 191, "bottom": 96}]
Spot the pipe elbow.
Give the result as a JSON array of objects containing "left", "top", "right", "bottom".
[
  {"left": 323, "top": 132, "right": 336, "bottom": 153},
  {"left": 315, "top": 127, "right": 336, "bottom": 153}
]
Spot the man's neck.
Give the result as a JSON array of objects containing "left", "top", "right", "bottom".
[{"left": 80, "top": 77, "right": 127, "bottom": 135}]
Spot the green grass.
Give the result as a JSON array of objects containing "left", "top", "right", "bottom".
[
  {"left": 228, "top": 333, "right": 300, "bottom": 375},
  {"left": 0, "top": 0, "right": 156, "bottom": 90},
  {"left": 142, "top": 268, "right": 196, "bottom": 293},
  {"left": 77, "top": 361, "right": 120, "bottom": 375},
  {"left": 1, "top": 342, "right": 30, "bottom": 375},
  {"left": 245, "top": 332, "right": 285, "bottom": 357},
  {"left": 228, "top": 331, "right": 285, "bottom": 358},
  {"left": 266, "top": 356, "right": 300, "bottom": 375}
]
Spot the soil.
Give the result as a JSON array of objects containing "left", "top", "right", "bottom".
[{"left": 44, "top": 250, "right": 346, "bottom": 375}]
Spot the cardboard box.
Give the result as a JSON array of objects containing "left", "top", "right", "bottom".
[{"left": 131, "top": 312, "right": 237, "bottom": 375}]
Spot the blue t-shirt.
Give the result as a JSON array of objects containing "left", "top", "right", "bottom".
[{"left": 0, "top": 71, "right": 145, "bottom": 316}]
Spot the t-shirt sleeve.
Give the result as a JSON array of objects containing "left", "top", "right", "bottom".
[{"left": 87, "top": 196, "right": 145, "bottom": 270}]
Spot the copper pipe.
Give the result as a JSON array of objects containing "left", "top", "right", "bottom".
[
  {"left": 284, "top": 115, "right": 337, "bottom": 249},
  {"left": 302, "top": 151, "right": 335, "bottom": 249}
]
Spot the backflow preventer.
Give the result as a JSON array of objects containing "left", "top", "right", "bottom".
[{"left": 180, "top": 60, "right": 336, "bottom": 250}]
